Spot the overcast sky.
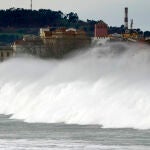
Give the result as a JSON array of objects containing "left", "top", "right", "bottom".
[{"left": 0, "top": 0, "right": 149, "bottom": 31}]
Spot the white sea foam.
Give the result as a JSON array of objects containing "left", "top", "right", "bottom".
[
  {"left": 0, "top": 42, "right": 150, "bottom": 129},
  {"left": 0, "top": 139, "right": 149, "bottom": 150}
]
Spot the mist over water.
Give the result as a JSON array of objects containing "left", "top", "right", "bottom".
[{"left": 0, "top": 42, "right": 150, "bottom": 129}]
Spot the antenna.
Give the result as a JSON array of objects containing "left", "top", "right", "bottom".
[
  {"left": 130, "top": 19, "right": 133, "bottom": 30},
  {"left": 31, "top": 0, "right": 32, "bottom": 10}
]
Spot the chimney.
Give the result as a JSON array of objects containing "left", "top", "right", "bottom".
[{"left": 124, "top": 7, "right": 128, "bottom": 29}]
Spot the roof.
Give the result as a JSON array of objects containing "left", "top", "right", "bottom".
[
  {"left": 76, "top": 30, "right": 86, "bottom": 35},
  {"left": 66, "top": 28, "right": 76, "bottom": 32},
  {"left": 65, "top": 30, "right": 76, "bottom": 35},
  {"left": 14, "top": 40, "right": 26, "bottom": 45},
  {"left": 96, "top": 20, "right": 108, "bottom": 26},
  {"left": 55, "top": 27, "right": 66, "bottom": 33}
]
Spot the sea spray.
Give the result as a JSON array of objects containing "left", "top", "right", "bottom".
[{"left": 0, "top": 42, "right": 150, "bottom": 129}]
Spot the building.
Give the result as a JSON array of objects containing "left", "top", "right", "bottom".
[
  {"left": 94, "top": 20, "right": 108, "bottom": 38},
  {"left": 13, "top": 35, "right": 46, "bottom": 57},
  {"left": 0, "top": 46, "right": 14, "bottom": 61},
  {"left": 40, "top": 28, "right": 50, "bottom": 38},
  {"left": 39, "top": 27, "right": 91, "bottom": 57},
  {"left": 13, "top": 27, "right": 91, "bottom": 58}
]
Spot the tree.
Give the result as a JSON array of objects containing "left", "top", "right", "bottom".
[
  {"left": 67, "top": 12, "right": 79, "bottom": 23},
  {"left": 144, "top": 31, "right": 150, "bottom": 37}
]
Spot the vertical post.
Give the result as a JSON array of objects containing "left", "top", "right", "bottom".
[{"left": 31, "top": 0, "right": 32, "bottom": 10}]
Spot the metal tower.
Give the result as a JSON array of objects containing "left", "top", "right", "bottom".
[{"left": 130, "top": 19, "right": 133, "bottom": 30}]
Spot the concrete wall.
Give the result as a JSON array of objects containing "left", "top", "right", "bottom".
[{"left": 43, "top": 37, "right": 91, "bottom": 57}]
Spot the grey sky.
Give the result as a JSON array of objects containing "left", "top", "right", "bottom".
[{"left": 0, "top": 0, "right": 149, "bottom": 31}]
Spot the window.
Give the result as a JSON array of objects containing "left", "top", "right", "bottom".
[
  {"left": 1, "top": 52, "right": 3, "bottom": 57},
  {"left": 7, "top": 52, "right": 10, "bottom": 57}
]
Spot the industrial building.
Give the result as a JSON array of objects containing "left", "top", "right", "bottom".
[{"left": 108, "top": 7, "right": 144, "bottom": 42}]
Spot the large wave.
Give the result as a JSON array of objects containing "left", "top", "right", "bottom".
[{"left": 0, "top": 42, "right": 150, "bottom": 129}]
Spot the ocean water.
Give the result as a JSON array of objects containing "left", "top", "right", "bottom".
[
  {"left": 0, "top": 42, "right": 150, "bottom": 149},
  {"left": 0, "top": 115, "right": 150, "bottom": 150}
]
